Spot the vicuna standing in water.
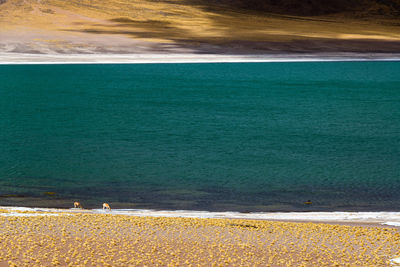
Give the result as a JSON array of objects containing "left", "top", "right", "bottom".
[
  {"left": 103, "top": 203, "right": 111, "bottom": 211},
  {"left": 74, "top": 202, "right": 83, "bottom": 209}
]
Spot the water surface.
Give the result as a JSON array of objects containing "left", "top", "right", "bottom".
[{"left": 0, "top": 62, "right": 399, "bottom": 211}]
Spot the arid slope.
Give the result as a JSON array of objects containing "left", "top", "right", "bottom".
[{"left": 0, "top": 0, "right": 400, "bottom": 54}]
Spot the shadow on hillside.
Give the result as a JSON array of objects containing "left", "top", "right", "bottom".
[
  {"left": 62, "top": 0, "right": 400, "bottom": 54},
  {"left": 82, "top": 18, "right": 193, "bottom": 41},
  {"left": 64, "top": 21, "right": 400, "bottom": 54},
  {"left": 149, "top": 0, "right": 400, "bottom": 16}
]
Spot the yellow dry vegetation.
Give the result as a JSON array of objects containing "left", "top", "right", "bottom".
[
  {"left": 0, "top": 210, "right": 399, "bottom": 266},
  {"left": 1, "top": 0, "right": 400, "bottom": 44}
]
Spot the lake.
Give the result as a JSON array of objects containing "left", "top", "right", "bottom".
[{"left": 0, "top": 62, "right": 399, "bottom": 211}]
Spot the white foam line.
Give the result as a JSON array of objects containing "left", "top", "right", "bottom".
[
  {"left": 95, "top": 210, "right": 400, "bottom": 224},
  {"left": 383, "top": 222, "right": 400, "bottom": 227},
  {"left": 4, "top": 207, "right": 66, "bottom": 213},
  {"left": 2, "top": 206, "right": 400, "bottom": 224},
  {"left": 0, "top": 53, "right": 399, "bottom": 64}
]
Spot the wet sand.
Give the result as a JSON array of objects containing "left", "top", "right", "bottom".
[{"left": 0, "top": 207, "right": 399, "bottom": 266}]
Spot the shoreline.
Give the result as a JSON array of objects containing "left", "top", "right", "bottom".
[
  {"left": 2, "top": 205, "right": 400, "bottom": 227},
  {"left": 1, "top": 52, "right": 400, "bottom": 64}
]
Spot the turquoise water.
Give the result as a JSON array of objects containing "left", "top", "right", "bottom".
[{"left": 0, "top": 62, "right": 399, "bottom": 211}]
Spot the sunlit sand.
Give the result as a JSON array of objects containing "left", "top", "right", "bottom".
[{"left": 0, "top": 207, "right": 399, "bottom": 266}]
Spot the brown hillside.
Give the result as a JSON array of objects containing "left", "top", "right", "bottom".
[{"left": 0, "top": 0, "right": 399, "bottom": 54}]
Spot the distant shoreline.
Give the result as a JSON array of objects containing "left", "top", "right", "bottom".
[{"left": 1, "top": 52, "right": 400, "bottom": 64}]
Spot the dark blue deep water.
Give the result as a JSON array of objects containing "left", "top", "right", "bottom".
[{"left": 0, "top": 62, "right": 399, "bottom": 211}]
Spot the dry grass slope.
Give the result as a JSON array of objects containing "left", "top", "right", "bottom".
[{"left": 0, "top": 0, "right": 400, "bottom": 53}]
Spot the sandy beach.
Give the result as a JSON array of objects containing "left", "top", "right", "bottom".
[{"left": 0, "top": 206, "right": 400, "bottom": 266}]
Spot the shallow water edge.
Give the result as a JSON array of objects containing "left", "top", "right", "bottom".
[{"left": 2, "top": 205, "right": 400, "bottom": 227}]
